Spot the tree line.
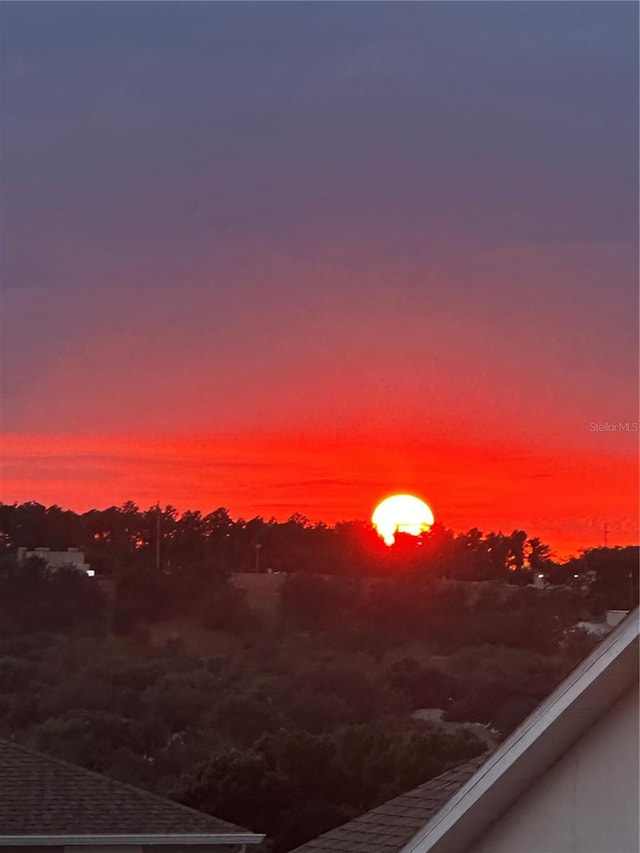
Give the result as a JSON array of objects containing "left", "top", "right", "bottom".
[
  {"left": 0, "top": 499, "right": 568, "bottom": 578},
  {"left": 1, "top": 501, "right": 637, "bottom": 609}
]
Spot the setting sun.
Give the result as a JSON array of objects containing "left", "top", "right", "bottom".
[{"left": 372, "top": 494, "right": 435, "bottom": 545}]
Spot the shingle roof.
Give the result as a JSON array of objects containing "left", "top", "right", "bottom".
[
  {"left": 288, "top": 754, "right": 488, "bottom": 853},
  {"left": 0, "top": 738, "right": 257, "bottom": 839}
]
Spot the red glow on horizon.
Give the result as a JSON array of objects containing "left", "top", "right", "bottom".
[{"left": 1, "top": 430, "right": 638, "bottom": 560}]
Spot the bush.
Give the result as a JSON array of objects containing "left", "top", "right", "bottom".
[
  {"left": 279, "top": 574, "right": 359, "bottom": 630},
  {"left": 0, "top": 558, "right": 106, "bottom": 635},
  {"left": 0, "top": 656, "right": 33, "bottom": 691},
  {"left": 443, "top": 645, "right": 567, "bottom": 733},
  {"left": 31, "top": 709, "right": 133, "bottom": 771},
  {"left": 214, "top": 693, "right": 284, "bottom": 744},
  {"left": 202, "top": 583, "right": 252, "bottom": 633},
  {"left": 385, "top": 658, "right": 458, "bottom": 709}
]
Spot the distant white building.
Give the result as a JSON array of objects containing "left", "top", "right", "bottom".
[{"left": 17, "top": 547, "right": 93, "bottom": 576}]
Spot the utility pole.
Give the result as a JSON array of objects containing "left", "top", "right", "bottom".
[
  {"left": 255, "top": 543, "right": 262, "bottom": 573},
  {"left": 156, "top": 502, "right": 161, "bottom": 570},
  {"left": 604, "top": 522, "right": 609, "bottom": 549}
]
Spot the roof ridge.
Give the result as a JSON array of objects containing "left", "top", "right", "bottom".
[
  {"left": 355, "top": 752, "right": 490, "bottom": 815},
  {"left": 0, "top": 737, "right": 245, "bottom": 834}
]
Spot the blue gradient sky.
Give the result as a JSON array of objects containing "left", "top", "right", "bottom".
[{"left": 1, "top": 2, "right": 638, "bottom": 553}]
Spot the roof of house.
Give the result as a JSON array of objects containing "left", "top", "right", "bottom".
[
  {"left": 291, "top": 607, "right": 639, "bottom": 853},
  {"left": 0, "top": 738, "right": 264, "bottom": 846},
  {"left": 400, "top": 605, "right": 639, "bottom": 853},
  {"left": 289, "top": 754, "right": 488, "bottom": 853}
]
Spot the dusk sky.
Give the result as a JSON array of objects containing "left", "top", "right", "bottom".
[{"left": 1, "top": 2, "right": 638, "bottom": 556}]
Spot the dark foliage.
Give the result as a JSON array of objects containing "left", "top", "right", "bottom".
[
  {"left": 0, "top": 500, "right": 630, "bottom": 851},
  {"left": 0, "top": 555, "right": 106, "bottom": 635},
  {"left": 179, "top": 720, "right": 484, "bottom": 851}
]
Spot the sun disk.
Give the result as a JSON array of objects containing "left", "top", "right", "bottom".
[{"left": 372, "top": 494, "right": 435, "bottom": 545}]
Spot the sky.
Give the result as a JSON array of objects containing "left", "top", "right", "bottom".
[{"left": 1, "top": 2, "right": 638, "bottom": 557}]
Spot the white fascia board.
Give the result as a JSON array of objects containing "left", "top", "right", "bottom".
[
  {"left": 0, "top": 835, "right": 264, "bottom": 846},
  {"left": 399, "top": 607, "right": 639, "bottom": 853}
]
